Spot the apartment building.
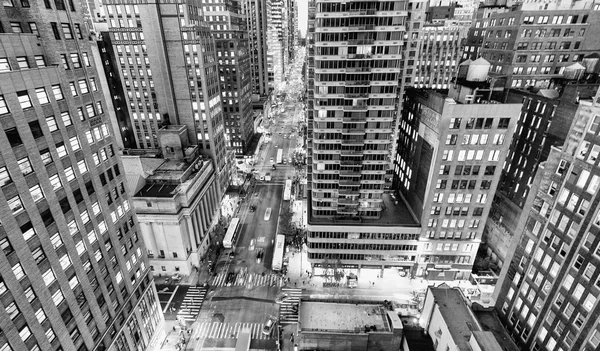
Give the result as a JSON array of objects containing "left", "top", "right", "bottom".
[
  {"left": 495, "top": 92, "right": 600, "bottom": 351},
  {"left": 203, "top": 1, "right": 254, "bottom": 155},
  {"left": 475, "top": 0, "right": 600, "bottom": 89},
  {"left": 397, "top": 64, "right": 521, "bottom": 279},
  {"left": 267, "top": 0, "right": 287, "bottom": 89},
  {"left": 0, "top": 2, "right": 163, "bottom": 350},
  {"left": 242, "top": 0, "right": 270, "bottom": 97},
  {"left": 101, "top": 0, "right": 230, "bottom": 194},
  {"left": 462, "top": 1, "right": 511, "bottom": 62},
  {"left": 306, "top": 0, "right": 413, "bottom": 275}
]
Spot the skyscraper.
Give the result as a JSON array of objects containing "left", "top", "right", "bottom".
[
  {"left": 102, "top": 0, "right": 231, "bottom": 194},
  {"left": 267, "top": 0, "right": 286, "bottom": 89},
  {"left": 495, "top": 91, "right": 600, "bottom": 351},
  {"left": 0, "top": 1, "right": 163, "bottom": 350},
  {"left": 306, "top": 0, "right": 413, "bottom": 275},
  {"left": 203, "top": 0, "right": 254, "bottom": 155},
  {"left": 242, "top": 0, "right": 270, "bottom": 97}
]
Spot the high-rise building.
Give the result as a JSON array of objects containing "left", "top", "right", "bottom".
[
  {"left": 306, "top": 0, "right": 415, "bottom": 275},
  {"left": 101, "top": 0, "right": 230, "bottom": 194},
  {"left": 242, "top": 0, "right": 270, "bottom": 97},
  {"left": 203, "top": 0, "right": 254, "bottom": 155},
  {"left": 484, "top": 80, "right": 599, "bottom": 266},
  {"left": 462, "top": 1, "right": 511, "bottom": 62},
  {"left": 267, "top": 0, "right": 287, "bottom": 89},
  {"left": 0, "top": 2, "right": 163, "bottom": 350},
  {"left": 472, "top": 0, "right": 600, "bottom": 89},
  {"left": 494, "top": 91, "right": 600, "bottom": 351},
  {"left": 403, "top": 0, "right": 471, "bottom": 89},
  {"left": 397, "top": 64, "right": 521, "bottom": 279}
]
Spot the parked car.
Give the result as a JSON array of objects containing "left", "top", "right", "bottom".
[
  {"left": 229, "top": 251, "right": 235, "bottom": 259},
  {"left": 262, "top": 316, "right": 277, "bottom": 335},
  {"left": 249, "top": 205, "right": 257, "bottom": 212},
  {"left": 270, "top": 157, "right": 274, "bottom": 163}
]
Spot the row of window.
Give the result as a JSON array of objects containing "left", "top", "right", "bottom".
[{"left": 0, "top": 55, "right": 45, "bottom": 72}]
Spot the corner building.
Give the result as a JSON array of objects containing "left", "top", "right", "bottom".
[
  {"left": 0, "top": 1, "right": 162, "bottom": 350},
  {"left": 306, "top": 0, "right": 413, "bottom": 275}
]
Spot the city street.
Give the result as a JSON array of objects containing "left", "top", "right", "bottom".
[{"left": 185, "top": 52, "right": 307, "bottom": 351}]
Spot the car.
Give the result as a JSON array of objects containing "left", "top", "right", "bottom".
[
  {"left": 249, "top": 205, "right": 257, "bottom": 212},
  {"left": 226, "top": 272, "right": 235, "bottom": 285},
  {"left": 256, "top": 248, "right": 264, "bottom": 263},
  {"left": 249, "top": 239, "right": 256, "bottom": 251},
  {"left": 270, "top": 157, "right": 274, "bottom": 163},
  {"left": 229, "top": 251, "right": 235, "bottom": 259},
  {"left": 252, "top": 169, "right": 259, "bottom": 174},
  {"left": 275, "top": 293, "right": 290, "bottom": 304},
  {"left": 262, "top": 316, "right": 277, "bottom": 335},
  {"left": 260, "top": 175, "right": 265, "bottom": 181},
  {"left": 264, "top": 208, "right": 272, "bottom": 221},
  {"left": 172, "top": 274, "right": 181, "bottom": 282}
]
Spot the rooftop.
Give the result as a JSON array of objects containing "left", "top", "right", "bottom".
[
  {"left": 135, "top": 183, "right": 179, "bottom": 198},
  {"left": 307, "top": 192, "right": 420, "bottom": 227},
  {"left": 429, "top": 287, "right": 479, "bottom": 351},
  {"left": 473, "top": 311, "right": 521, "bottom": 351},
  {"left": 299, "top": 301, "right": 389, "bottom": 333}
]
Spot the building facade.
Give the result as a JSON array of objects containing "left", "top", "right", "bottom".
[
  {"left": 306, "top": 0, "right": 411, "bottom": 273},
  {"left": 101, "top": 0, "right": 230, "bottom": 194},
  {"left": 267, "top": 0, "right": 287, "bottom": 89},
  {"left": 124, "top": 126, "right": 220, "bottom": 277},
  {"left": 0, "top": 2, "right": 163, "bottom": 350},
  {"left": 242, "top": 0, "right": 270, "bottom": 97},
  {"left": 475, "top": 0, "right": 600, "bottom": 89},
  {"left": 203, "top": 0, "right": 254, "bottom": 155},
  {"left": 484, "top": 82, "right": 599, "bottom": 266},
  {"left": 495, "top": 93, "right": 600, "bottom": 351}
]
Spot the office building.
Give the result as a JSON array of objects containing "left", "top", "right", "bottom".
[
  {"left": 473, "top": 0, "right": 600, "bottom": 89},
  {"left": 0, "top": 2, "right": 163, "bottom": 350},
  {"left": 242, "top": 0, "right": 270, "bottom": 97},
  {"left": 124, "top": 126, "right": 221, "bottom": 276},
  {"left": 203, "top": 1, "right": 254, "bottom": 155},
  {"left": 494, "top": 91, "right": 600, "bottom": 351},
  {"left": 102, "top": 0, "right": 231, "bottom": 194},
  {"left": 397, "top": 62, "right": 521, "bottom": 279},
  {"left": 484, "top": 79, "right": 599, "bottom": 266},
  {"left": 403, "top": 0, "right": 471, "bottom": 89},
  {"left": 462, "top": 1, "right": 511, "bottom": 62}
]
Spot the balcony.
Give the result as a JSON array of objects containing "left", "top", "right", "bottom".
[
  {"left": 337, "top": 207, "right": 358, "bottom": 215},
  {"left": 342, "top": 128, "right": 366, "bottom": 133},
  {"left": 346, "top": 67, "right": 371, "bottom": 73},
  {"left": 338, "top": 198, "right": 359, "bottom": 205},
  {"left": 343, "top": 105, "right": 368, "bottom": 111},
  {"left": 345, "top": 80, "right": 370, "bottom": 86},
  {"left": 348, "top": 9, "right": 377, "bottom": 16},
  {"left": 341, "top": 139, "right": 365, "bottom": 146},
  {"left": 340, "top": 150, "right": 363, "bottom": 156},
  {"left": 338, "top": 188, "right": 360, "bottom": 195},
  {"left": 339, "top": 180, "right": 361, "bottom": 186},
  {"left": 340, "top": 160, "right": 362, "bottom": 166},
  {"left": 340, "top": 170, "right": 361, "bottom": 176},
  {"left": 347, "top": 53, "right": 372, "bottom": 59},
  {"left": 348, "top": 24, "right": 375, "bottom": 31},
  {"left": 348, "top": 39, "right": 375, "bottom": 45},
  {"left": 343, "top": 116, "right": 367, "bottom": 123},
  {"left": 344, "top": 93, "right": 369, "bottom": 98}
]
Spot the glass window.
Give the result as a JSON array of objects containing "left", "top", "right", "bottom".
[
  {"left": 0, "top": 95, "right": 9, "bottom": 114},
  {"left": 17, "top": 157, "right": 33, "bottom": 175},
  {"left": 17, "top": 91, "right": 32, "bottom": 109},
  {"left": 16, "top": 56, "right": 29, "bottom": 69},
  {"left": 35, "top": 87, "right": 49, "bottom": 104}
]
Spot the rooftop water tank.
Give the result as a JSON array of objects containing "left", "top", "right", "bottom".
[
  {"left": 467, "top": 58, "right": 491, "bottom": 82},
  {"left": 563, "top": 63, "right": 586, "bottom": 80},
  {"left": 457, "top": 59, "right": 472, "bottom": 79}
]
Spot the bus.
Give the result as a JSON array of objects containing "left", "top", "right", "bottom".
[
  {"left": 272, "top": 234, "right": 286, "bottom": 271},
  {"left": 235, "top": 328, "right": 251, "bottom": 351},
  {"left": 283, "top": 179, "right": 292, "bottom": 201},
  {"left": 223, "top": 218, "right": 240, "bottom": 249},
  {"left": 276, "top": 149, "right": 283, "bottom": 164}
]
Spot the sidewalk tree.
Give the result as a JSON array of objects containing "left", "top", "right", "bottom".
[{"left": 332, "top": 259, "right": 345, "bottom": 284}]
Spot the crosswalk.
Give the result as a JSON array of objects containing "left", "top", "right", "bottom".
[
  {"left": 192, "top": 322, "right": 271, "bottom": 340},
  {"left": 279, "top": 288, "right": 302, "bottom": 324},
  {"left": 177, "top": 287, "right": 207, "bottom": 322},
  {"left": 211, "top": 270, "right": 286, "bottom": 288}
]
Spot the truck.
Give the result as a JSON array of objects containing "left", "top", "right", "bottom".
[
  {"left": 276, "top": 149, "right": 283, "bottom": 164},
  {"left": 265, "top": 173, "right": 271, "bottom": 182}
]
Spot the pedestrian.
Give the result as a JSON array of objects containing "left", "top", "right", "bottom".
[
  {"left": 294, "top": 282, "right": 297, "bottom": 287},
  {"left": 372, "top": 282, "right": 375, "bottom": 286}
]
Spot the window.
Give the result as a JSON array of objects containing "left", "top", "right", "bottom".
[
  {"left": 16, "top": 56, "right": 29, "bottom": 69},
  {"left": 50, "top": 22, "right": 61, "bottom": 39},
  {"left": 12, "top": 263, "right": 25, "bottom": 280},
  {"left": 61, "top": 23, "right": 73, "bottom": 39},
  {"left": 34, "top": 55, "right": 45, "bottom": 67},
  {"left": 0, "top": 167, "right": 11, "bottom": 187},
  {"left": 35, "top": 87, "right": 49, "bottom": 104},
  {"left": 56, "top": 142, "right": 68, "bottom": 158},
  {"left": 74, "top": 23, "right": 83, "bottom": 39},
  {"left": 70, "top": 53, "right": 81, "bottom": 69},
  {"left": 69, "top": 82, "right": 78, "bottom": 96},
  {"left": 46, "top": 115, "right": 58, "bottom": 132},
  {"left": 78, "top": 79, "right": 89, "bottom": 94},
  {"left": 61, "top": 111, "right": 72, "bottom": 126},
  {"left": 82, "top": 52, "right": 91, "bottom": 67},
  {"left": 29, "top": 184, "right": 44, "bottom": 202},
  {"left": 0, "top": 58, "right": 10, "bottom": 72},
  {"left": 49, "top": 174, "right": 62, "bottom": 190},
  {"left": 0, "top": 95, "right": 8, "bottom": 115},
  {"left": 40, "top": 149, "right": 52, "bottom": 165},
  {"left": 10, "top": 22, "right": 23, "bottom": 33},
  {"left": 17, "top": 91, "right": 32, "bottom": 109},
  {"left": 17, "top": 157, "right": 33, "bottom": 175}
]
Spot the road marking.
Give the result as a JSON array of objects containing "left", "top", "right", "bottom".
[{"left": 162, "top": 285, "right": 179, "bottom": 314}]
